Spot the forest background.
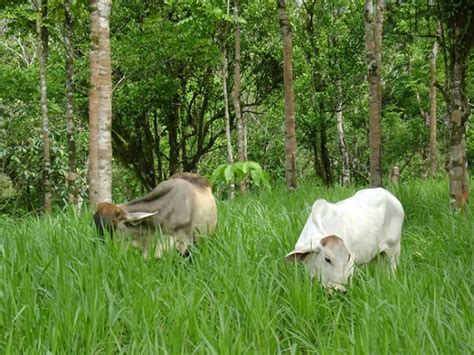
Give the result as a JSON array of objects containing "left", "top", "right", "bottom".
[{"left": 0, "top": 0, "right": 473, "bottom": 214}]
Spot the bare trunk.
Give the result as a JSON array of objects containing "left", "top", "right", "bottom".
[
  {"left": 168, "top": 97, "right": 179, "bottom": 175},
  {"left": 243, "top": 115, "right": 248, "bottom": 161},
  {"left": 221, "top": 39, "right": 235, "bottom": 198},
  {"left": 364, "top": 0, "right": 382, "bottom": 188},
  {"left": 97, "top": 0, "right": 113, "bottom": 203},
  {"left": 88, "top": 0, "right": 100, "bottom": 207},
  {"left": 180, "top": 112, "right": 188, "bottom": 171},
  {"left": 311, "top": 138, "right": 323, "bottom": 181},
  {"left": 375, "top": 0, "right": 384, "bottom": 114},
  {"left": 390, "top": 166, "right": 400, "bottom": 186},
  {"left": 88, "top": 0, "right": 112, "bottom": 209},
  {"left": 446, "top": 59, "right": 469, "bottom": 210},
  {"left": 335, "top": 85, "right": 350, "bottom": 187},
  {"left": 64, "top": 0, "right": 78, "bottom": 206},
  {"left": 437, "top": 1, "right": 473, "bottom": 210},
  {"left": 143, "top": 113, "right": 157, "bottom": 187},
  {"left": 429, "top": 39, "right": 438, "bottom": 178},
  {"left": 278, "top": 0, "right": 297, "bottom": 190},
  {"left": 320, "top": 119, "right": 332, "bottom": 186},
  {"left": 232, "top": 0, "right": 246, "bottom": 193},
  {"left": 37, "top": 0, "right": 51, "bottom": 213},
  {"left": 153, "top": 111, "right": 163, "bottom": 182}
]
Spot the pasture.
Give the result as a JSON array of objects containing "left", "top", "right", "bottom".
[{"left": 0, "top": 179, "right": 472, "bottom": 353}]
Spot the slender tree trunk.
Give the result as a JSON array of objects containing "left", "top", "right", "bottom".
[
  {"left": 88, "top": 0, "right": 113, "bottom": 208},
  {"left": 232, "top": 0, "right": 246, "bottom": 193},
  {"left": 446, "top": 56, "right": 470, "bottom": 210},
  {"left": 143, "top": 112, "right": 156, "bottom": 187},
  {"left": 437, "top": 0, "right": 473, "bottom": 210},
  {"left": 221, "top": 36, "right": 235, "bottom": 198},
  {"left": 311, "top": 137, "right": 323, "bottom": 181},
  {"left": 37, "top": 0, "right": 51, "bottom": 213},
  {"left": 88, "top": 0, "right": 100, "bottom": 207},
  {"left": 375, "top": 0, "right": 384, "bottom": 114},
  {"left": 429, "top": 39, "right": 438, "bottom": 178},
  {"left": 167, "top": 94, "right": 180, "bottom": 176},
  {"left": 243, "top": 113, "right": 248, "bottom": 161},
  {"left": 335, "top": 83, "right": 350, "bottom": 187},
  {"left": 97, "top": 0, "right": 113, "bottom": 203},
  {"left": 180, "top": 113, "right": 188, "bottom": 171},
  {"left": 222, "top": 51, "right": 233, "bottom": 168},
  {"left": 364, "top": 0, "right": 382, "bottom": 187},
  {"left": 277, "top": 0, "right": 297, "bottom": 190},
  {"left": 153, "top": 111, "right": 163, "bottom": 182},
  {"left": 64, "top": 0, "right": 78, "bottom": 206},
  {"left": 320, "top": 118, "right": 332, "bottom": 186},
  {"left": 168, "top": 97, "right": 180, "bottom": 175}
]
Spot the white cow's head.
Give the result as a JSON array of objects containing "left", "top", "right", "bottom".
[{"left": 286, "top": 235, "right": 355, "bottom": 292}]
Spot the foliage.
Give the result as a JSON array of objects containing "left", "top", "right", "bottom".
[
  {"left": 210, "top": 160, "right": 271, "bottom": 192},
  {"left": 0, "top": 1, "right": 472, "bottom": 213},
  {"left": 0, "top": 180, "right": 472, "bottom": 352},
  {"left": 0, "top": 173, "right": 15, "bottom": 199}
]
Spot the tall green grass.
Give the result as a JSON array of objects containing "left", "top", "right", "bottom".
[{"left": 0, "top": 180, "right": 472, "bottom": 353}]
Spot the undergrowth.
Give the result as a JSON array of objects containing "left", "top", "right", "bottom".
[{"left": 0, "top": 179, "right": 472, "bottom": 353}]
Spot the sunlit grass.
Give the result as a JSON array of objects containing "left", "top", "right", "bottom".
[{"left": 0, "top": 179, "right": 472, "bottom": 353}]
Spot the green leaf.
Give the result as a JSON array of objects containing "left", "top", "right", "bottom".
[
  {"left": 210, "top": 163, "right": 227, "bottom": 185},
  {"left": 224, "top": 164, "right": 234, "bottom": 184}
]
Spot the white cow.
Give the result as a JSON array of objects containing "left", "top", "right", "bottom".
[{"left": 286, "top": 188, "right": 405, "bottom": 292}]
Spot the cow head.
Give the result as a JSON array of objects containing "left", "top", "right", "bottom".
[
  {"left": 93, "top": 202, "right": 159, "bottom": 236},
  {"left": 286, "top": 235, "right": 355, "bottom": 292}
]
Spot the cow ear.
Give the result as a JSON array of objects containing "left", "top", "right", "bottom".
[
  {"left": 285, "top": 246, "right": 321, "bottom": 262},
  {"left": 124, "top": 211, "right": 159, "bottom": 224},
  {"left": 286, "top": 251, "right": 310, "bottom": 262}
]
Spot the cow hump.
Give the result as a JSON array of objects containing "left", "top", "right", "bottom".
[{"left": 170, "top": 172, "right": 210, "bottom": 189}]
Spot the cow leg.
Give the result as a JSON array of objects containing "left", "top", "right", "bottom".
[
  {"left": 154, "top": 236, "right": 175, "bottom": 258},
  {"left": 173, "top": 229, "right": 193, "bottom": 256},
  {"left": 384, "top": 242, "right": 401, "bottom": 273}
]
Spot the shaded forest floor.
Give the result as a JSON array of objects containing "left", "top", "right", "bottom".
[{"left": 1, "top": 179, "right": 473, "bottom": 353}]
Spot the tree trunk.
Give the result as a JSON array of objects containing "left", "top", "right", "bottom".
[
  {"left": 375, "top": 0, "right": 384, "bottom": 114},
  {"left": 88, "top": 0, "right": 113, "bottom": 209},
  {"left": 37, "top": 0, "right": 51, "bottom": 213},
  {"left": 335, "top": 84, "right": 350, "bottom": 187},
  {"left": 153, "top": 111, "right": 163, "bottom": 182},
  {"left": 311, "top": 137, "right": 323, "bottom": 181},
  {"left": 88, "top": 0, "right": 100, "bottom": 207},
  {"left": 428, "top": 38, "right": 438, "bottom": 178},
  {"left": 232, "top": 0, "right": 246, "bottom": 193},
  {"left": 221, "top": 32, "right": 235, "bottom": 198},
  {"left": 320, "top": 118, "right": 333, "bottom": 186},
  {"left": 168, "top": 97, "right": 180, "bottom": 175},
  {"left": 180, "top": 111, "right": 188, "bottom": 171},
  {"left": 364, "top": 0, "right": 382, "bottom": 187},
  {"left": 243, "top": 113, "right": 248, "bottom": 161},
  {"left": 142, "top": 112, "right": 156, "bottom": 188},
  {"left": 446, "top": 56, "right": 470, "bottom": 210},
  {"left": 277, "top": 0, "right": 297, "bottom": 190},
  {"left": 436, "top": 0, "right": 473, "bottom": 210},
  {"left": 64, "top": 0, "right": 79, "bottom": 206}
]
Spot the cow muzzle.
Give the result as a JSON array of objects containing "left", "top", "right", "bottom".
[{"left": 328, "top": 283, "right": 348, "bottom": 294}]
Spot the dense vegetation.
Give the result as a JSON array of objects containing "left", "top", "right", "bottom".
[
  {"left": 1, "top": 180, "right": 472, "bottom": 352},
  {"left": 0, "top": 1, "right": 472, "bottom": 213}
]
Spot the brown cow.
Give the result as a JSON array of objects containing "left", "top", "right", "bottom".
[{"left": 94, "top": 173, "right": 217, "bottom": 258}]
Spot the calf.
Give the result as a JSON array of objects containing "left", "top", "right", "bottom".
[{"left": 286, "top": 188, "right": 404, "bottom": 292}]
